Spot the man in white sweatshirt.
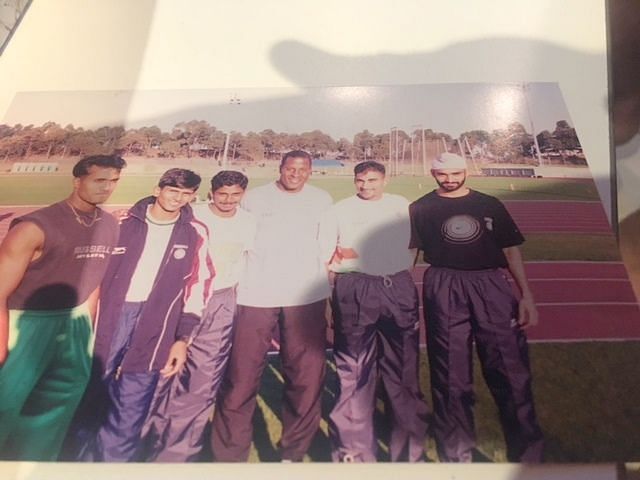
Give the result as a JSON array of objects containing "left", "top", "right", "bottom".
[{"left": 321, "top": 160, "right": 428, "bottom": 462}]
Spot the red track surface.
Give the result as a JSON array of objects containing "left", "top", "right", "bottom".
[
  {"left": 503, "top": 200, "right": 613, "bottom": 235},
  {"left": 1, "top": 202, "right": 638, "bottom": 342},
  {"left": 412, "top": 263, "right": 640, "bottom": 342}
]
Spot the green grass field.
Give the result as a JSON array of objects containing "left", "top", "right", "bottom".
[
  {"left": 519, "top": 234, "right": 621, "bottom": 261},
  {"left": 0, "top": 173, "right": 601, "bottom": 205},
  {"left": 238, "top": 342, "right": 640, "bottom": 463}
]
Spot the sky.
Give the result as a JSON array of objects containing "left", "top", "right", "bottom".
[{"left": 3, "top": 82, "right": 573, "bottom": 140}]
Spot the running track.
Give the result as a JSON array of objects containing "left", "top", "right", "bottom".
[
  {"left": 411, "top": 262, "right": 640, "bottom": 342},
  {"left": 1, "top": 201, "right": 638, "bottom": 342},
  {"left": 504, "top": 200, "right": 613, "bottom": 235}
]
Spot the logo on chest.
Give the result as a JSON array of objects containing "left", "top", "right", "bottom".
[
  {"left": 73, "top": 244, "right": 112, "bottom": 259},
  {"left": 442, "top": 215, "right": 483, "bottom": 244},
  {"left": 171, "top": 244, "right": 189, "bottom": 260}
]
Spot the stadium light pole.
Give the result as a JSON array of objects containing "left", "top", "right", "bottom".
[
  {"left": 390, "top": 127, "right": 398, "bottom": 176},
  {"left": 522, "top": 83, "right": 543, "bottom": 166},
  {"left": 410, "top": 133, "right": 415, "bottom": 175},
  {"left": 400, "top": 139, "right": 407, "bottom": 176},
  {"left": 421, "top": 128, "right": 427, "bottom": 175},
  {"left": 441, "top": 137, "right": 449, "bottom": 154},
  {"left": 410, "top": 124, "right": 421, "bottom": 176},
  {"left": 395, "top": 128, "right": 400, "bottom": 176},
  {"left": 388, "top": 127, "right": 396, "bottom": 175},
  {"left": 222, "top": 93, "right": 242, "bottom": 168},
  {"left": 464, "top": 136, "right": 480, "bottom": 174}
]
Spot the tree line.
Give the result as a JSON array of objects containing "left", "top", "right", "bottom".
[{"left": 0, "top": 119, "right": 582, "bottom": 164}]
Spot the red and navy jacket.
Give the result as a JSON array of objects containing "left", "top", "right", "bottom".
[{"left": 93, "top": 196, "right": 214, "bottom": 374}]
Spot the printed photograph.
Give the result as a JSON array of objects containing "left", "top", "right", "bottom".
[{"left": 0, "top": 83, "right": 638, "bottom": 464}]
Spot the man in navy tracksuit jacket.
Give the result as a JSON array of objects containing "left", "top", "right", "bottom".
[{"left": 80, "top": 168, "right": 214, "bottom": 462}]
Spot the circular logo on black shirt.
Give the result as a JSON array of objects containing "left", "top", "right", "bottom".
[{"left": 442, "top": 215, "right": 482, "bottom": 244}]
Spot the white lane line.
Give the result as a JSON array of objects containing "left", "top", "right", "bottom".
[
  {"left": 0, "top": 204, "right": 133, "bottom": 209},
  {"left": 527, "top": 337, "right": 640, "bottom": 343},
  {"left": 525, "top": 278, "right": 630, "bottom": 282},
  {"left": 416, "top": 302, "right": 639, "bottom": 308},
  {"left": 535, "top": 302, "right": 640, "bottom": 307},
  {"left": 414, "top": 279, "right": 631, "bottom": 284}
]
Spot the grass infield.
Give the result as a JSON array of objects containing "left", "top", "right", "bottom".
[
  {"left": 233, "top": 342, "right": 640, "bottom": 463},
  {"left": 520, "top": 234, "right": 621, "bottom": 262},
  {"left": 0, "top": 173, "right": 601, "bottom": 205}
]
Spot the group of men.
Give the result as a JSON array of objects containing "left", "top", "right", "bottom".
[{"left": 0, "top": 149, "right": 544, "bottom": 463}]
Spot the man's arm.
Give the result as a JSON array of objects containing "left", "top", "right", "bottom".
[
  {"left": 410, "top": 248, "right": 421, "bottom": 269},
  {"left": 86, "top": 287, "right": 101, "bottom": 327},
  {"left": 503, "top": 245, "right": 538, "bottom": 328},
  {"left": 0, "top": 222, "right": 45, "bottom": 366},
  {"left": 318, "top": 207, "right": 339, "bottom": 283},
  {"left": 165, "top": 221, "right": 215, "bottom": 377},
  {"left": 181, "top": 221, "right": 215, "bottom": 327},
  {"left": 408, "top": 202, "right": 426, "bottom": 268}
]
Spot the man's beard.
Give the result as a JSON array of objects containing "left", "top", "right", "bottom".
[{"left": 436, "top": 176, "right": 466, "bottom": 192}]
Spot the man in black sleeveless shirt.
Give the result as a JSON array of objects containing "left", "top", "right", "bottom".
[
  {"left": 409, "top": 153, "right": 543, "bottom": 463},
  {"left": 0, "top": 155, "right": 126, "bottom": 460}
]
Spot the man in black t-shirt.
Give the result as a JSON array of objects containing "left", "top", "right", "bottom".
[{"left": 409, "top": 153, "right": 543, "bottom": 463}]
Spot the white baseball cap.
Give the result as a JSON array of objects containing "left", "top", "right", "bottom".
[{"left": 431, "top": 152, "right": 467, "bottom": 170}]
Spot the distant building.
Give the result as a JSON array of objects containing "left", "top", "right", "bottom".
[
  {"left": 312, "top": 158, "right": 347, "bottom": 175},
  {"left": 11, "top": 162, "right": 59, "bottom": 173},
  {"left": 481, "top": 166, "right": 536, "bottom": 177}
]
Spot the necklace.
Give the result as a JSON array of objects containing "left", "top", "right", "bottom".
[{"left": 66, "top": 201, "right": 101, "bottom": 227}]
